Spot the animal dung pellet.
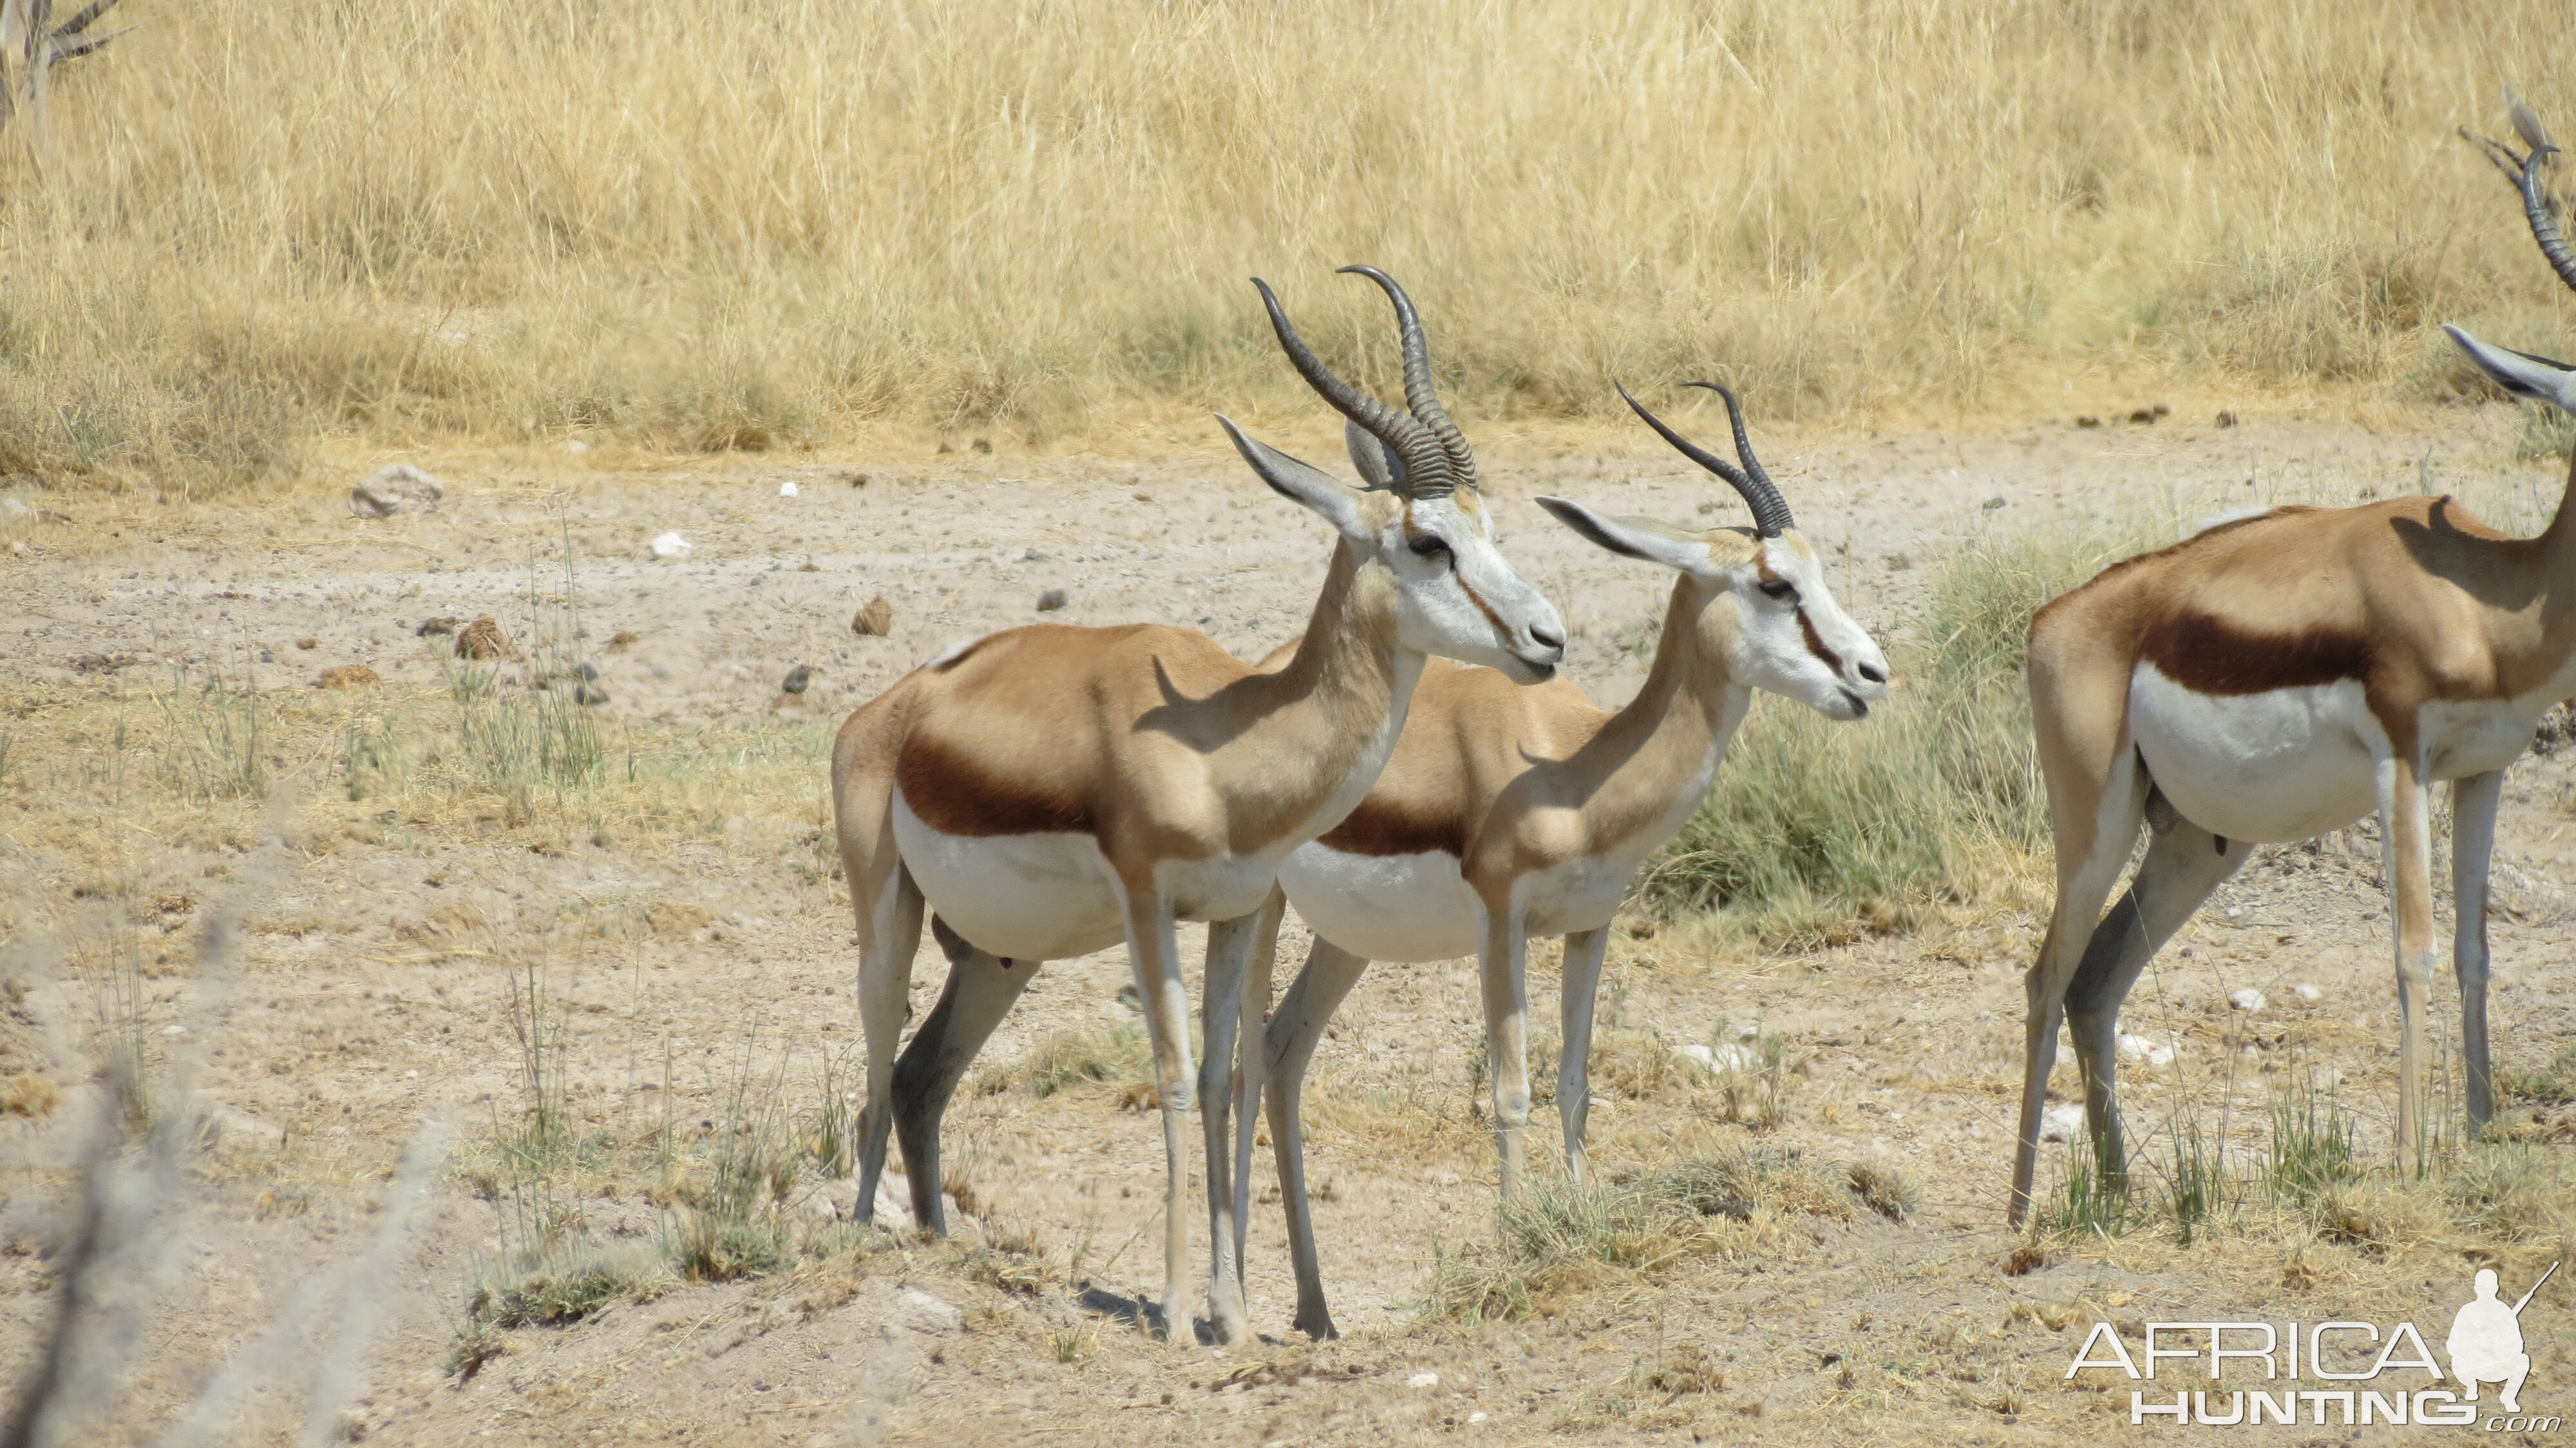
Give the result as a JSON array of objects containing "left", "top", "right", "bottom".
[
  {"left": 852, "top": 596, "right": 895, "bottom": 636},
  {"left": 1036, "top": 588, "right": 1068, "bottom": 612},
  {"left": 453, "top": 616, "right": 518, "bottom": 660}
]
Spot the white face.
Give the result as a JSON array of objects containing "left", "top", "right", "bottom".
[
  {"left": 1374, "top": 490, "right": 1566, "bottom": 683},
  {"left": 1712, "top": 531, "right": 1888, "bottom": 720}
]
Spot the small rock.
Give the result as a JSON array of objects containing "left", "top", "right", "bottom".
[
  {"left": 1406, "top": 1371, "right": 1439, "bottom": 1389},
  {"left": 649, "top": 531, "right": 693, "bottom": 558},
  {"left": 1982, "top": 496, "right": 2007, "bottom": 510},
  {"left": 2116, "top": 1034, "right": 2175, "bottom": 1068},
  {"left": 454, "top": 616, "right": 518, "bottom": 661},
  {"left": 779, "top": 481, "right": 800, "bottom": 497},
  {"left": 562, "top": 439, "right": 590, "bottom": 453},
  {"left": 1036, "top": 588, "right": 1068, "bottom": 613},
  {"left": 1674, "top": 1043, "right": 1716, "bottom": 1071},
  {"left": 2228, "top": 987, "right": 2267, "bottom": 1013},
  {"left": 317, "top": 665, "right": 381, "bottom": 689},
  {"left": 348, "top": 464, "right": 445, "bottom": 518},
  {"left": 258, "top": 647, "right": 276, "bottom": 663},
  {"left": 936, "top": 440, "right": 954, "bottom": 455},
  {"left": 0, "top": 497, "right": 30, "bottom": 522},
  {"left": 2128, "top": 408, "right": 2159, "bottom": 425},
  {"left": 574, "top": 661, "right": 600, "bottom": 681},
  {"left": 1021, "top": 546, "right": 1046, "bottom": 563},
  {"left": 972, "top": 437, "right": 992, "bottom": 455},
  {"left": 851, "top": 596, "right": 895, "bottom": 636},
  {"left": 415, "top": 618, "right": 458, "bottom": 638},
  {"left": 2215, "top": 410, "right": 2239, "bottom": 428},
  {"left": 605, "top": 630, "right": 639, "bottom": 653},
  {"left": 780, "top": 663, "right": 813, "bottom": 695},
  {"left": 296, "top": 636, "right": 318, "bottom": 650},
  {"left": 847, "top": 471, "right": 871, "bottom": 488},
  {"left": 2040, "top": 1102, "right": 2087, "bottom": 1143},
  {"left": 2074, "top": 415, "right": 2101, "bottom": 429},
  {"left": 2290, "top": 982, "right": 2321, "bottom": 1001},
  {"left": 574, "top": 683, "right": 610, "bottom": 706}
]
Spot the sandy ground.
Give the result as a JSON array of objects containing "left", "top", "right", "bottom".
[{"left": 3, "top": 399, "right": 2573, "bottom": 1445}]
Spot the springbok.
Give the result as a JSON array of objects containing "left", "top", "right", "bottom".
[
  {"left": 2007, "top": 99, "right": 2576, "bottom": 1224},
  {"left": 1236, "top": 383, "right": 1886, "bottom": 1338},
  {"left": 830, "top": 268, "right": 1566, "bottom": 1344}
]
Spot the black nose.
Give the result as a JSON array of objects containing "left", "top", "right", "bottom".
[
  {"left": 1530, "top": 625, "right": 1564, "bottom": 651},
  {"left": 1857, "top": 661, "right": 1887, "bottom": 685}
]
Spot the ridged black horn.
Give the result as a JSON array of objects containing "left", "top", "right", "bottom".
[
  {"left": 1616, "top": 381, "right": 1795, "bottom": 537},
  {"left": 1337, "top": 266, "right": 1477, "bottom": 490},
  {"left": 1251, "top": 278, "right": 1454, "bottom": 499},
  {"left": 2461, "top": 92, "right": 2576, "bottom": 295}
]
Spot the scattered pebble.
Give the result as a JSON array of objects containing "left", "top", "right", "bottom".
[
  {"left": 779, "top": 481, "right": 800, "bottom": 497},
  {"left": 852, "top": 596, "right": 895, "bottom": 636},
  {"left": 1982, "top": 496, "right": 2007, "bottom": 510},
  {"left": 296, "top": 637, "right": 318, "bottom": 651},
  {"left": 574, "top": 682, "right": 610, "bottom": 707},
  {"left": 2116, "top": 1033, "right": 2175, "bottom": 1067},
  {"left": 348, "top": 464, "right": 445, "bottom": 518},
  {"left": 846, "top": 472, "right": 871, "bottom": 488},
  {"left": 317, "top": 665, "right": 381, "bottom": 689},
  {"left": 606, "top": 630, "right": 639, "bottom": 653},
  {"left": 780, "top": 663, "right": 813, "bottom": 695},
  {"left": 1036, "top": 588, "right": 1068, "bottom": 612},
  {"left": 2040, "top": 1102, "right": 2087, "bottom": 1143},
  {"left": 972, "top": 437, "right": 992, "bottom": 454},
  {"left": 415, "top": 617, "right": 459, "bottom": 638},
  {"left": 650, "top": 531, "right": 693, "bottom": 558},
  {"left": 2229, "top": 987, "right": 2267, "bottom": 1013},
  {"left": 2291, "top": 982, "right": 2321, "bottom": 1001},
  {"left": 2216, "top": 410, "right": 2239, "bottom": 428},
  {"left": 1406, "top": 1371, "right": 1439, "bottom": 1389},
  {"left": 2074, "top": 415, "right": 2101, "bottom": 429}
]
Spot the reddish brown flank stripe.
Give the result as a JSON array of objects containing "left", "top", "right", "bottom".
[
  {"left": 896, "top": 734, "right": 1093, "bottom": 837},
  {"left": 2140, "top": 611, "right": 2373, "bottom": 696},
  {"left": 1317, "top": 795, "right": 1466, "bottom": 857}
]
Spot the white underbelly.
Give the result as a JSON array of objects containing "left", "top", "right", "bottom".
[
  {"left": 2129, "top": 667, "right": 2379, "bottom": 843},
  {"left": 1278, "top": 844, "right": 1483, "bottom": 962},
  {"left": 891, "top": 791, "right": 1124, "bottom": 960},
  {"left": 1517, "top": 853, "right": 1638, "bottom": 939}
]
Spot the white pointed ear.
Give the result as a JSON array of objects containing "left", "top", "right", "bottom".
[
  {"left": 2444, "top": 325, "right": 2576, "bottom": 412},
  {"left": 1343, "top": 418, "right": 1406, "bottom": 491},
  {"left": 1215, "top": 414, "right": 1368, "bottom": 538},
  {"left": 1535, "top": 496, "right": 1715, "bottom": 576}
]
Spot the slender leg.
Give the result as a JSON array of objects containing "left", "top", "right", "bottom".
[
  {"left": 1119, "top": 884, "right": 1196, "bottom": 1340},
  {"left": 1477, "top": 907, "right": 1533, "bottom": 1185},
  {"left": 1262, "top": 934, "right": 1370, "bottom": 1340},
  {"left": 2011, "top": 754, "right": 2147, "bottom": 1226},
  {"left": 1196, "top": 905, "right": 1262, "bottom": 1345},
  {"left": 890, "top": 917, "right": 1039, "bottom": 1232},
  {"left": 2451, "top": 770, "right": 2504, "bottom": 1130},
  {"left": 1229, "top": 889, "right": 1285, "bottom": 1284},
  {"left": 2378, "top": 749, "right": 2438, "bottom": 1165},
  {"left": 2061, "top": 804, "right": 2249, "bottom": 1190},
  {"left": 1555, "top": 927, "right": 1611, "bottom": 1187},
  {"left": 854, "top": 866, "right": 927, "bottom": 1224}
]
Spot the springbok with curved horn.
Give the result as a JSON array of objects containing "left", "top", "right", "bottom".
[
  {"left": 1238, "top": 383, "right": 1886, "bottom": 1338},
  {"left": 831, "top": 268, "right": 1566, "bottom": 1344},
  {"left": 2008, "top": 97, "right": 2576, "bottom": 1224}
]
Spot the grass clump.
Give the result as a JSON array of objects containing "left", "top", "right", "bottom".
[
  {"left": 2497, "top": 1042, "right": 2576, "bottom": 1105},
  {"left": 1425, "top": 1149, "right": 1872, "bottom": 1323},
  {"left": 1645, "top": 522, "right": 2155, "bottom": 946},
  {"left": 469, "top": 1241, "right": 666, "bottom": 1328},
  {"left": 975, "top": 1024, "right": 1151, "bottom": 1100}
]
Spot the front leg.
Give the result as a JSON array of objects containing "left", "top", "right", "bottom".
[
  {"left": 1195, "top": 902, "right": 1264, "bottom": 1346},
  {"left": 1229, "top": 888, "right": 1286, "bottom": 1283},
  {"left": 2376, "top": 748, "right": 2439, "bottom": 1165},
  {"left": 1119, "top": 884, "right": 1198, "bottom": 1343},
  {"left": 1555, "top": 927, "right": 1610, "bottom": 1186},
  {"left": 2450, "top": 770, "right": 2504, "bottom": 1130},
  {"left": 1477, "top": 906, "right": 1533, "bottom": 1186}
]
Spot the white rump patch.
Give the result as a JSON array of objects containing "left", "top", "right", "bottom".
[
  {"left": 925, "top": 638, "right": 972, "bottom": 669},
  {"left": 2190, "top": 506, "right": 2273, "bottom": 535}
]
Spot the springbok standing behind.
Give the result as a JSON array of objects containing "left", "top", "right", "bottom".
[
  {"left": 2008, "top": 99, "right": 2576, "bottom": 1224},
  {"left": 831, "top": 269, "right": 1566, "bottom": 1344},
  {"left": 1238, "top": 383, "right": 1886, "bottom": 1338}
]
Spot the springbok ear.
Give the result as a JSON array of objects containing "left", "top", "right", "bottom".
[
  {"left": 1343, "top": 418, "right": 1408, "bottom": 491},
  {"left": 2444, "top": 325, "right": 2576, "bottom": 413},
  {"left": 1535, "top": 496, "right": 1714, "bottom": 576},
  {"left": 1216, "top": 415, "right": 1368, "bottom": 537}
]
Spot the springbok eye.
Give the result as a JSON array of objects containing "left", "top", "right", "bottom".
[
  {"left": 1759, "top": 579, "right": 1797, "bottom": 600},
  {"left": 1409, "top": 535, "right": 1453, "bottom": 561}
]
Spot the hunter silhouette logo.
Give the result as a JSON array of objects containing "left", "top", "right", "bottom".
[
  {"left": 2451, "top": 1263, "right": 2556, "bottom": 1416},
  {"left": 2063, "top": 1261, "right": 2561, "bottom": 1429}
]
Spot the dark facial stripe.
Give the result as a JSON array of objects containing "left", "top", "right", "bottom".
[
  {"left": 1459, "top": 576, "right": 1508, "bottom": 637},
  {"left": 1796, "top": 607, "right": 1845, "bottom": 675}
]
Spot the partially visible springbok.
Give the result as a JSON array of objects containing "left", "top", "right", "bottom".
[
  {"left": 2007, "top": 97, "right": 2576, "bottom": 1224},
  {"left": 1238, "top": 383, "right": 1886, "bottom": 1338},
  {"left": 831, "top": 269, "right": 1566, "bottom": 1344}
]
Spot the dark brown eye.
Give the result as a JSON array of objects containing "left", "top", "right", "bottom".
[
  {"left": 1409, "top": 535, "right": 1452, "bottom": 561},
  {"left": 1759, "top": 580, "right": 1797, "bottom": 600}
]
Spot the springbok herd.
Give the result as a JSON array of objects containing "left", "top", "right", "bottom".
[{"left": 828, "top": 105, "right": 2576, "bottom": 1342}]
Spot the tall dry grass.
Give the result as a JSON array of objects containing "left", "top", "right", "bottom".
[{"left": 1, "top": 0, "right": 2572, "bottom": 488}]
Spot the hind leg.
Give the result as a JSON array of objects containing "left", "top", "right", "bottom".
[
  {"left": 853, "top": 866, "right": 926, "bottom": 1224},
  {"left": 2062, "top": 797, "right": 2249, "bottom": 1190},
  {"left": 891, "top": 916, "right": 1040, "bottom": 1233},
  {"left": 1263, "top": 934, "right": 1370, "bottom": 1340}
]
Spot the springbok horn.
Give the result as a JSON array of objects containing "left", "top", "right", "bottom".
[
  {"left": 1250, "top": 278, "right": 1454, "bottom": 500},
  {"left": 1616, "top": 381, "right": 1794, "bottom": 537},
  {"left": 1337, "top": 266, "right": 1477, "bottom": 491},
  {"left": 2461, "top": 93, "right": 2576, "bottom": 295}
]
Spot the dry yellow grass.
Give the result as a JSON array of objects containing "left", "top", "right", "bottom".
[{"left": 1, "top": 0, "right": 2572, "bottom": 489}]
